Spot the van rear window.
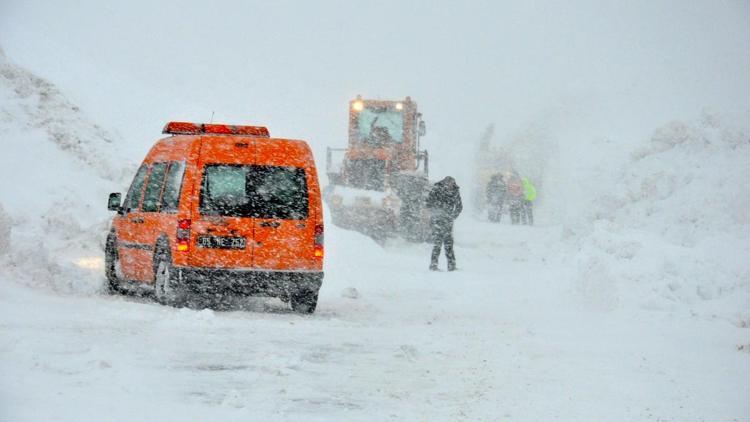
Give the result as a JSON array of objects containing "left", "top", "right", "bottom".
[{"left": 199, "top": 164, "right": 309, "bottom": 219}]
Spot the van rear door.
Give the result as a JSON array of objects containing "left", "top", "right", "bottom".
[
  {"left": 249, "top": 164, "right": 313, "bottom": 270},
  {"left": 189, "top": 139, "right": 255, "bottom": 269},
  {"left": 188, "top": 137, "right": 316, "bottom": 271},
  {"left": 252, "top": 138, "right": 316, "bottom": 271}
]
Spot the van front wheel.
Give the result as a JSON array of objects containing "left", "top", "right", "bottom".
[
  {"left": 290, "top": 289, "right": 318, "bottom": 314},
  {"left": 105, "top": 235, "right": 122, "bottom": 294}
]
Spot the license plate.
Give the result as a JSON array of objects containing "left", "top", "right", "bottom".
[{"left": 197, "top": 235, "right": 246, "bottom": 249}]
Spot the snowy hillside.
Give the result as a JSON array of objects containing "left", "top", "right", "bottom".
[
  {"left": 1, "top": 1, "right": 750, "bottom": 420},
  {"left": 0, "top": 48, "right": 131, "bottom": 293},
  {"left": 567, "top": 117, "right": 750, "bottom": 317}
]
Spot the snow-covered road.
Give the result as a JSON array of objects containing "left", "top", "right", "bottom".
[{"left": 2, "top": 221, "right": 747, "bottom": 421}]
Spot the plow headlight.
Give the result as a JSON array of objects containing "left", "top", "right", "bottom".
[
  {"left": 395, "top": 102, "right": 403, "bottom": 110},
  {"left": 352, "top": 101, "right": 364, "bottom": 112}
]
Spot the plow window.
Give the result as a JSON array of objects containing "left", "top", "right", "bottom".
[{"left": 357, "top": 108, "right": 404, "bottom": 145}]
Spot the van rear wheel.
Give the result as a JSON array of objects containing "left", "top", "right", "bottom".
[
  {"left": 290, "top": 289, "right": 318, "bottom": 314},
  {"left": 154, "top": 250, "right": 184, "bottom": 307}
]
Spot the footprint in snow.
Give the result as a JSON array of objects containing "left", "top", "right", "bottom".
[
  {"left": 396, "top": 345, "right": 419, "bottom": 361},
  {"left": 341, "top": 287, "right": 360, "bottom": 299}
]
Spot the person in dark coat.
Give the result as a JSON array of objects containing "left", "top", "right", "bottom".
[
  {"left": 485, "top": 173, "right": 507, "bottom": 222},
  {"left": 425, "top": 176, "right": 463, "bottom": 271}
]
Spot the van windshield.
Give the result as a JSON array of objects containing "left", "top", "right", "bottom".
[{"left": 200, "top": 164, "right": 309, "bottom": 219}]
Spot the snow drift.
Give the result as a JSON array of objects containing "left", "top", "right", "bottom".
[
  {"left": 561, "top": 114, "right": 750, "bottom": 318},
  {"left": 0, "top": 48, "right": 126, "bottom": 294}
]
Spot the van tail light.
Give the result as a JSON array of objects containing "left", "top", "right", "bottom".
[
  {"left": 176, "top": 219, "right": 191, "bottom": 252},
  {"left": 314, "top": 224, "right": 324, "bottom": 258}
]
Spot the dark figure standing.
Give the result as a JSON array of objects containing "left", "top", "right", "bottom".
[
  {"left": 425, "top": 176, "right": 463, "bottom": 271},
  {"left": 486, "top": 173, "right": 507, "bottom": 222}
]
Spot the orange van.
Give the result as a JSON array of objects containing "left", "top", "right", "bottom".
[{"left": 105, "top": 122, "right": 324, "bottom": 313}]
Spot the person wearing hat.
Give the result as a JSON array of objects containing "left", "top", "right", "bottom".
[{"left": 425, "top": 176, "right": 463, "bottom": 271}]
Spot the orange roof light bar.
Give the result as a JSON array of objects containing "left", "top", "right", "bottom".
[
  {"left": 203, "top": 124, "right": 234, "bottom": 134},
  {"left": 162, "top": 121, "right": 270, "bottom": 137},
  {"left": 163, "top": 122, "right": 202, "bottom": 135},
  {"left": 234, "top": 125, "right": 270, "bottom": 136}
]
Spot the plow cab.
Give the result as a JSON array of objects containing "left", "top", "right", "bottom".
[{"left": 325, "top": 96, "right": 430, "bottom": 242}]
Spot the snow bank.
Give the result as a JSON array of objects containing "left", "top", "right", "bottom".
[
  {"left": 565, "top": 114, "right": 750, "bottom": 318},
  {"left": 0, "top": 48, "right": 124, "bottom": 294},
  {"left": 0, "top": 48, "right": 127, "bottom": 182},
  {"left": 617, "top": 114, "right": 749, "bottom": 243},
  {"left": 469, "top": 104, "right": 750, "bottom": 320}
]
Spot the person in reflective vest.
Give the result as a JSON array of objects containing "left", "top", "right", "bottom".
[{"left": 521, "top": 177, "right": 537, "bottom": 225}]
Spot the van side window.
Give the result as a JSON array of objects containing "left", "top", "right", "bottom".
[
  {"left": 123, "top": 165, "right": 149, "bottom": 212},
  {"left": 142, "top": 162, "right": 168, "bottom": 212},
  {"left": 161, "top": 161, "right": 186, "bottom": 212}
]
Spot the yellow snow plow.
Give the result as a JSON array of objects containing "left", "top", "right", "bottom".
[{"left": 325, "top": 96, "right": 430, "bottom": 242}]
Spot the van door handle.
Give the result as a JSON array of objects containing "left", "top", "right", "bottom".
[
  {"left": 259, "top": 221, "right": 281, "bottom": 228},
  {"left": 130, "top": 218, "right": 144, "bottom": 224}
]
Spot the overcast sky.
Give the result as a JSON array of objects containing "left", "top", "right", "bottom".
[{"left": 2, "top": 0, "right": 749, "bottom": 178}]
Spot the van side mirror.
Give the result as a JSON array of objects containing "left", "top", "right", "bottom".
[
  {"left": 418, "top": 120, "right": 426, "bottom": 137},
  {"left": 108, "top": 193, "right": 122, "bottom": 211}
]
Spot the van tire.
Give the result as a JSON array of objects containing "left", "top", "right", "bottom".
[
  {"left": 290, "top": 289, "right": 318, "bottom": 314},
  {"left": 154, "top": 248, "right": 184, "bottom": 307},
  {"left": 105, "top": 235, "right": 122, "bottom": 294}
]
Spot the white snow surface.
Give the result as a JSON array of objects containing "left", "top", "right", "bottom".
[{"left": 1, "top": 3, "right": 750, "bottom": 420}]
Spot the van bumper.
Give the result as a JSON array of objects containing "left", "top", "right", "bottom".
[{"left": 174, "top": 266, "right": 323, "bottom": 297}]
